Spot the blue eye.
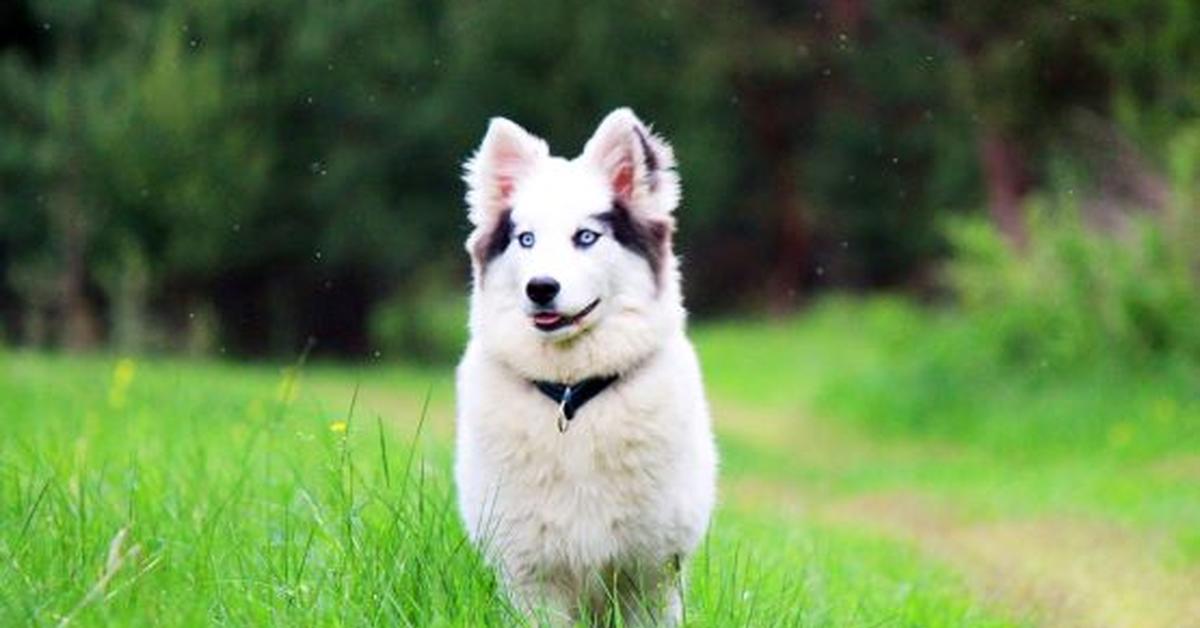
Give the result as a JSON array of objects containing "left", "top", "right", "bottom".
[
  {"left": 573, "top": 229, "right": 600, "bottom": 248},
  {"left": 517, "top": 232, "right": 535, "bottom": 248}
]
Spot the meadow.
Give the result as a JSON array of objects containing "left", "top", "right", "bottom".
[{"left": 2, "top": 299, "right": 1197, "bottom": 627}]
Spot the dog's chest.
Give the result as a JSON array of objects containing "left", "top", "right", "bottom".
[
  {"left": 489, "top": 379, "right": 670, "bottom": 485},
  {"left": 476, "top": 375, "right": 681, "bottom": 551}
]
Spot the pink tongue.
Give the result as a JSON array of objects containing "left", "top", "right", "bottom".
[{"left": 534, "top": 313, "right": 563, "bottom": 325}]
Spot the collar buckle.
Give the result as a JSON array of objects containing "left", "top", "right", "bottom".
[
  {"left": 556, "top": 386, "right": 573, "bottom": 433},
  {"left": 533, "top": 376, "right": 618, "bottom": 434}
]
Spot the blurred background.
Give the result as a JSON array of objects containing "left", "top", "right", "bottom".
[{"left": 0, "top": 0, "right": 1198, "bottom": 364}]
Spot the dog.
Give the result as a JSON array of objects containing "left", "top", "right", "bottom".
[{"left": 454, "top": 108, "right": 717, "bottom": 626}]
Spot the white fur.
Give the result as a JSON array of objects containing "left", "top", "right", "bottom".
[{"left": 455, "top": 108, "right": 717, "bottom": 626}]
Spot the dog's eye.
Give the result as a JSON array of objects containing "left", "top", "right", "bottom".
[
  {"left": 573, "top": 229, "right": 601, "bottom": 249},
  {"left": 517, "top": 232, "right": 535, "bottom": 248}
]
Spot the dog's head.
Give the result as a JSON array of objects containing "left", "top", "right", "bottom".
[{"left": 463, "top": 108, "right": 684, "bottom": 380}]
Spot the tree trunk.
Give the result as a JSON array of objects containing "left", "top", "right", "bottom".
[
  {"left": 55, "top": 38, "right": 100, "bottom": 351},
  {"left": 830, "top": 0, "right": 866, "bottom": 36},
  {"left": 978, "top": 127, "right": 1030, "bottom": 248},
  {"left": 766, "top": 158, "right": 808, "bottom": 312},
  {"left": 54, "top": 165, "right": 99, "bottom": 351},
  {"left": 735, "top": 72, "right": 811, "bottom": 312}
]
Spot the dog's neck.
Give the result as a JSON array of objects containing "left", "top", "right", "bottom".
[{"left": 531, "top": 373, "right": 621, "bottom": 432}]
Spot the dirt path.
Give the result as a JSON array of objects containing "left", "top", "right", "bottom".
[
  {"left": 823, "top": 491, "right": 1200, "bottom": 628},
  {"left": 718, "top": 404, "right": 1200, "bottom": 628}
]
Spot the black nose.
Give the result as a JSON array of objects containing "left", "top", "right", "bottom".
[{"left": 525, "top": 277, "right": 560, "bottom": 305}]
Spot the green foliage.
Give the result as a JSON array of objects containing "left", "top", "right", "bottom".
[
  {"left": 944, "top": 168, "right": 1200, "bottom": 368},
  {"left": 3, "top": 0, "right": 1200, "bottom": 355},
  {"left": 369, "top": 283, "right": 468, "bottom": 365},
  {"left": 802, "top": 16, "right": 982, "bottom": 285},
  {"left": 91, "top": 9, "right": 270, "bottom": 277},
  {"left": 0, "top": 0, "right": 744, "bottom": 353}
]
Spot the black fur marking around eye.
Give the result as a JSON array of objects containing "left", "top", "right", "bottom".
[
  {"left": 596, "top": 201, "right": 668, "bottom": 286},
  {"left": 474, "top": 209, "right": 514, "bottom": 274}
]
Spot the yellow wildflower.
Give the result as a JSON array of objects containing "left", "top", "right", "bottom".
[
  {"left": 329, "top": 420, "right": 348, "bottom": 434},
  {"left": 108, "top": 358, "right": 137, "bottom": 409}
]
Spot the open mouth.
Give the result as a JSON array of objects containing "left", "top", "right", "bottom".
[{"left": 532, "top": 299, "right": 601, "bottom": 332}]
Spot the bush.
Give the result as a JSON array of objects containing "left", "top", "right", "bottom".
[
  {"left": 369, "top": 282, "right": 468, "bottom": 365},
  {"left": 943, "top": 181, "right": 1200, "bottom": 370},
  {"left": 779, "top": 298, "right": 1200, "bottom": 455}
]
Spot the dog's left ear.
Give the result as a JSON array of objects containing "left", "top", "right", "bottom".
[{"left": 581, "top": 108, "right": 680, "bottom": 217}]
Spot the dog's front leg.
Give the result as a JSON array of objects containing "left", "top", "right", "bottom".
[
  {"left": 504, "top": 571, "right": 578, "bottom": 628},
  {"left": 611, "top": 561, "right": 685, "bottom": 628}
]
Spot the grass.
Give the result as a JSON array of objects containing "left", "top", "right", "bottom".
[
  {"left": 698, "top": 297, "right": 1200, "bottom": 456},
  {"left": 0, "top": 356, "right": 505, "bottom": 626},
  {"left": 696, "top": 300, "right": 1200, "bottom": 530},
  {"left": 2, "top": 297, "right": 1197, "bottom": 625},
  {"left": 695, "top": 298, "right": 1200, "bottom": 626},
  {"left": 0, "top": 347, "right": 1016, "bottom": 626}
]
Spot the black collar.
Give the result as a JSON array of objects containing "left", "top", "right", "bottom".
[{"left": 533, "top": 374, "right": 620, "bottom": 432}]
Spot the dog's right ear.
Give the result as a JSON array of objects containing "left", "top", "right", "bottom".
[{"left": 463, "top": 117, "right": 548, "bottom": 225}]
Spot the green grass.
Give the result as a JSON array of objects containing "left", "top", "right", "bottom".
[
  {"left": 694, "top": 298, "right": 1200, "bottom": 628},
  {"left": 0, "top": 349, "right": 1018, "bottom": 627},
  {"left": 698, "top": 298, "right": 1200, "bottom": 557},
  {"left": 697, "top": 297, "right": 1200, "bottom": 458},
  {"left": 5, "top": 297, "right": 1196, "bottom": 626},
  {"left": 0, "top": 355, "right": 507, "bottom": 626}
]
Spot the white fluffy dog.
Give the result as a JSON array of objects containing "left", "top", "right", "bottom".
[{"left": 454, "top": 108, "right": 717, "bottom": 626}]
